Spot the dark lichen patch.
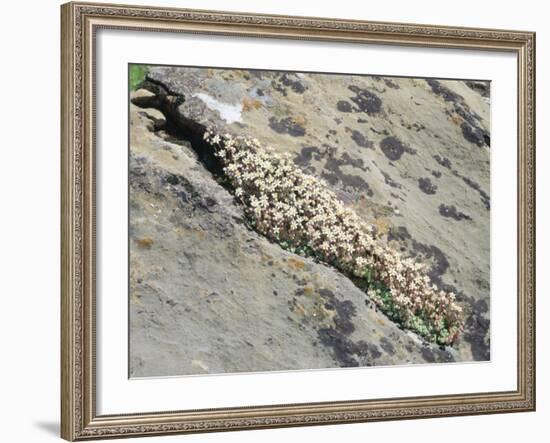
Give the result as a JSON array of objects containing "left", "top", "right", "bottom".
[
  {"left": 463, "top": 313, "right": 490, "bottom": 361},
  {"left": 420, "top": 346, "right": 455, "bottom": 364},
  {"left": 271, "top": 73, "right": 307, "bottom": 96},
  {"left": 383, "top": 78, "right": 400, "bottom": 89},
  {"left": 387, "top": 225, "right": 411, "bottom": 243},
  {"left": 435, "top": 348, "right": 456, "bottom": 363},
  {"left": 451, "top": 103, "right": 490, "bottom": 148},
  {"left": 161, "top": 170, "right": 204, "bottom": 205},
  {"left": 453, "top": 103, "right": 478, "bottom": 125},
  {"left": 475, "top": 278, "right": 490, "bottom": 292},
  {"left": 317, "top": 329, "right": 386, "bottom": 367},
  {"left": 294, "top": 146, "right": 321, "bottom": 170},
  {"left": 317, "top": 328, "right": 359, "bottom": 367},
  {"left": 418, "top": 177, "right": 438, "bottom": 195},
  {"left": 294, "top": 144, "right": 373, "bottom": 187},
  {"left": 279, "top": 73, "right": 306, "bottom": 94},
  {"left": 390, "top": 192, "right": 405, "bottom": 202},
  {"left": 319, "top": 151, "right": 373, "bottom": 196},
  {"left": 425, "top": 79, "right": 463, "bottom": 103},
  {"left": 315, "top": 289, "right": 402, "bottom": 367},
  {"left": 462, "top": 176, "right": 490, "bottom": 210},
  {"left": 380, "top": 136, "right": 406, "bottom": 161},
  {"left": 439, "top": 204, "right": 472, "bottom": 221},
  {"left": 421, "top": 347, "right": 436, "bottom": 363},
  {"left": 318, "top": 288, "right": 357, "bottom": 335},
  {"left": 465, "top": 80, "right": 490, "bottom": 98},
  {"left": 380, "top": 169, "right": 402, "bottom": 189},
  {"left": 379, "top": 337, "right": 395, "bottom": 355},
  {"left": 474, "top": 298, "right": 489, "bottom": 314},
  {"left": 412, "top": 122, "right": 426, "bottom": 132},
  {"left": 336, "top": 100, "right": 353, "bottom": 113},
  {"left": 370, "top": 127, "right": 390, "bottom": 136},
  {"left": 360, "top": 341, "right": 382, "bottom": 359},
  {"left": 348, "top": 85, "right": 383, "bottom": 114},
  {"left": 270, "top": 80, "right": 286, "bottom": 96},
  {"left": 351, "top": 130, "right": 374, "bottom": 149},
  {"left": 333, "top": 302, "right": 357, "bottom": 334},
  {"left": 340, "top": 152, "right": 369, "bottom": 171},
  {"left": 323, "top": 172, "right": 372, "bottom": 196},
  {"left": 400, "top": 118, "right": 426, "bottom": 133},
  {"left": 165, "top": 173, "right": 180, "bottom": 186},
  {"left": 268, "top": 116, "right": 306, "bottom": 137},
  {"left": 434, "top": 156, "right": 490, "bottom": 209},
  {"left": 412, "top": 244, "right": 449, "bottom": 284},
  {"left": 461, "top": 122, "right": 489, "bottom": 147},
  {"left": 433, "top": 154, "right": 452, "bottom": 169},
  {"left": 315, "top": 288, "right": 365, "bottom": 367}
]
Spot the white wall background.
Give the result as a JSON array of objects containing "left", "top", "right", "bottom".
[{"left": 0, "top": 0, "right": 546, "bottom": 442}]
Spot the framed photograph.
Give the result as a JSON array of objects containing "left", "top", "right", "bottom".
[{"left": 61, "top": 1, "right": 536, "bottom": 440}]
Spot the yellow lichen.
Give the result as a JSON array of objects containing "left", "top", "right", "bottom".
[{"left": 373, "top": 217, "right": 391, "bottom": 236}]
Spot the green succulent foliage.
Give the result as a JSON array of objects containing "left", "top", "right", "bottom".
[{"left": 359, "top": 267, "right": 456, "bottom": 345}]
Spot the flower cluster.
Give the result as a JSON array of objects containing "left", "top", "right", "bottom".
[{"left": 203, "top": 130, "right": 464, "bottom": 345}]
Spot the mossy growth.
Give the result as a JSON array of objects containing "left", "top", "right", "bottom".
[{"left": 129, "top": 64, "right": 149, "bottom": 91}]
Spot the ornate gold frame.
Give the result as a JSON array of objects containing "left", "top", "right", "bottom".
[{"left": 61, "top": 1, "right": 536, "bottom": 440}]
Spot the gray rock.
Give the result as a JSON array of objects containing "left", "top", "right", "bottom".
[
  {"left": 137, "top": 108, "right": 166, "bottom": 131},
  {"left": 131, "top": 88, "right": 158, "bottom": 108},
  {"left": 130, "top": 66, "right": 491, "bottom": 375},
  {"left": 129, "top": 104, "right": 458, "bottom": 377}
]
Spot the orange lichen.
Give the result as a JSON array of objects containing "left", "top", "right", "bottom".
[
  {"left": 291, "top": 115, "right": 307, "bottom": 127},
  {"left": 449, "top": 114, "right": 464, "bottom": 125},
  {"left": 135, "top": 237, "right": 154, "bottom": 249},
  {"left": 287, "top": 257, "right": 306, "bottom": 270},
  {"left": 242, "top": 97, "right": 263, "bottom": 112}
]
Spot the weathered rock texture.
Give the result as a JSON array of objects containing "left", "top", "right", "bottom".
[{"left": 129, "top": 66, "right": 490, "bottom": 377}]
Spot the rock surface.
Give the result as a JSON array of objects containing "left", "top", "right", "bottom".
[{"left": 129, "top": 66, "right": 490, "bottom": 377}]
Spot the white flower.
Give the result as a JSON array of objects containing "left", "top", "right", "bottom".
[
  {"left": 355, "top": 257, "right": 367, "bottom": 268},
  {"left": 202, "top": 130, "right": 463, "bottom": 345}
]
